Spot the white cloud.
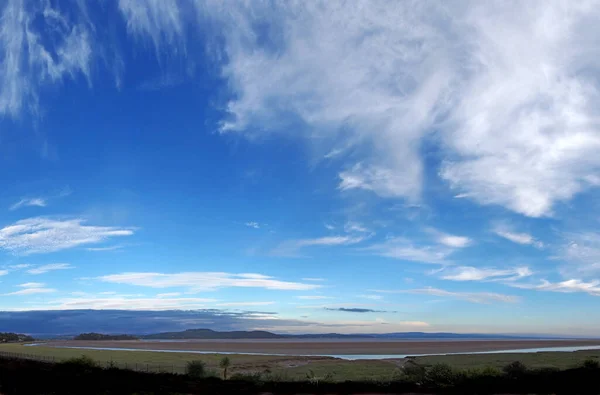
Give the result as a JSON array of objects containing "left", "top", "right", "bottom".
[
  {"left": 558, "top": 232, "right": 600, "bottom": 276},
  {"left": 359, "top": 294, "right": 383, "bottom": 300},
  {"left": 244, "top": 222, "right": 260, "bottom": 229},
  {"left": 0, "top": 0, "right": 92, "bottom": 117},
  {"left": 19, "top": 282, "right": 45, "bottom": 288},
  {"left": 426, "top": 228, "right": 472, "bottom": 248},
  {"left": 437, "top": 235, "right": 472, "bottom": 248},
  {"left": 5, "top": 283, "right": 56, "bottom": 295},
  {"left": 156, "top": 292, "right": 181, "bottom": 298},
  {"left": 0, "top": 217, "right": 134, "bottom": 254},
  {"left": 344, "top": 222, "right": 369, "bottom": 233},
  {"left": 324, "top": 223, "right": 335, "bottom": 231},
  {"left": 9, "top": 264, "right": 31, "bottom": 270},
  {"left": 440, "top": 266, "right": 532, "bottom": 282},
  {"left": 0, "top": 269, "right": 8, "bottom": 276},
  {"left": 27, "top": 263, "right": 73, "bottom": 275},
  {"left": 188, "top": 1, "right": 600, "bottom": 216},
  {"left": 9, "top": 198, "right": 46, "bottom": 211},
  {"left": 493, "top": 226, "right": 543, "bottom": 248},
  {"left": 377, "top": 287, "right": 519, "bottom": 304},
  {"left": 97, "top": 271, "right": 320, "bottom": 292},
  {"left": 216, "top": 301, "right": 275, "bottom": 307},
  {"left": 302, "top": 278, "right": 325, "bottom": 282},
  {"left": 509, "top": 279, "right": 600, "bottom": 297},
  {"left": 34, "top": 296, "right": 217, "bottom": 310},
  {"left": 4, "top": 2, "right": 600, "bottom": 217},
  {"left": 366, "top": 237, "right": 453, "bottom": 264},
  {"left": 271, "top": 235, "right": 365, "bottom": 257},
  {"left": 296, "top": 295, "right": 331, "bottom": 300},
  {"left": 86, "top": 245, "right": 124, "bottom": 252}
]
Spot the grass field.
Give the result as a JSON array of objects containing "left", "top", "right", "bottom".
[
  {"left": 410, "top": 349, "right": 600, "bottom": 370},
  {"left": 1, "top": 343, "right": 599, "bottom": 382}
]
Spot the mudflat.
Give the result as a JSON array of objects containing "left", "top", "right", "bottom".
[{"left": 41, "top": 339, "right": 600, "bottom": 355}]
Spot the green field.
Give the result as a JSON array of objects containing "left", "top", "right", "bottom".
[{"left": 1, "top": 343, "right": 599, "bottom": 382}]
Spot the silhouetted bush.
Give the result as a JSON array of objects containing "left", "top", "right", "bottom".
[
  {"left": 186, "top": 360, "right": 207, "bottom": 378},
  {"left": 425, "top": 363, "right": 456, "bottom": 387},
  {"left": 401, "top": 360, "right": 426, "bottom": 383},
  {"left": 503, "top": 360, "right": 527, "bottom": 378},
  {"left": 582, "top": 358, "right": 600, "bottom": 369},
  {"left": 61, "top": 355, "right": 98, "bottom": 369}
]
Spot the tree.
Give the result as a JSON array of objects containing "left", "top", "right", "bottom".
[{"left": 219, "top": 356, "right": 231, "bottom": 380}]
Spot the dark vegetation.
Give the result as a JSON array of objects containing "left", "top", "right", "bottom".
[
  {"left": 0, "top": 333, "right": 34, "bottom": 343},
  {"left": 1, "top": 354, "right": 600, "bottom": 394},
  {"left": 74, "top": 333, "right": 139, "bottom": 341}
]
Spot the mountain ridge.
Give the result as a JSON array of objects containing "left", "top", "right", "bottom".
[{"left": 138, "top": 328, "right": 565, "bottom": 340}]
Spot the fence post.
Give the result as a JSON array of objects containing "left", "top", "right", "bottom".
[
  {"left": 172, "top": 364, "right": 174, "bottom": 374},
  {"left": 146, "top": 363, "right": 149, "bottom": 372},
  {"left": 135, "top": 362, "right": 137, "bottom": 371}
]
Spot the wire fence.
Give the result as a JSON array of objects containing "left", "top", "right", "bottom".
[{"left": 0, "top": 351, "right": 190, "bottom": 374}]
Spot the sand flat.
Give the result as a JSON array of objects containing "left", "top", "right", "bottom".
[{"left": 40, "top": 339, "right": 600, "bottom": 356}]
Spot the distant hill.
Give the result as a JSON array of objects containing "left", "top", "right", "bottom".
[
  {"left": 140, "top": 329, "right": 547, "bottom": 340},
  {"left": 142, "top": 329, "right": 283, "bottom": 340}
]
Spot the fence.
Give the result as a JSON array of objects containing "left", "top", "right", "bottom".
[{"left": 0, "top": 351, "right": 190, "bottom": 374}]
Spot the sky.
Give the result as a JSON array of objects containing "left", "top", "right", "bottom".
[{"left": 1, "top": 0, "right": 600, "bottom": 336}]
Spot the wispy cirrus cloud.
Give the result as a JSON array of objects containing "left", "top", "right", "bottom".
[
  {"left": 302, "top": 278, "right": 325, "bottom": 282},
  {"left": 9, "top": 198, "right": 46, "bottom": 211},
  {"left": 324, "top": 307, "right": 393, "bottom": 313},
  {"left": 440, "top": 266, "right": 533, "bottom": 282},
  {"left": 0, "top": 217, "right": 134, "bottom": 255},
  {"left": 366, "top": 237, "right": 454, "bottom": 264},
  {"left": 557, "top": 232, "right": 600, "bottom": 276},
  {"left": 270, "top": 235, "right": 366, "bottom": 257},
  {"left": 5, "top": 282, "right": 56, "bottom": 296},
  {"left": 426, "top": 228, "right": 472, "bottom": 248},
  {"left": 509, "top": 279, "right": 600, "bottom": 297},
  {"left": 97, "top": 272, "right": 320, "bottom": 292},
  {"left": 0, "top": 0, "right": 92, "bottom": 117},
  {"left": 86, "top": 245, "right": 124, "bottom": 252},
  {"left": 27, "top": 263, "right": 74, "bottom": 275},
  {"left": 244, "top": 222, "right": 261, "bottom": 229},
  {"left": 296, "top": 295, "right": 331, "bottom": 300},
  {"left": 493, "top": 225, "right": 543, "bottom": 248},
  {"left": 216, "top": 301, "right": 276, "bottom": 307},
  {"left": 34, "top": 297, "right": 218, "bottom": 310},
  {"left": 376, "top": 287, "right": 519, "bottom": 304}
]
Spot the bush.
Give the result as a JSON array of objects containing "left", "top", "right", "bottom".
[
  {"left": 425, "top": 363, "right": 456, "bottom": 387},
  {"left": 186, "top": 360, "right": 207, "bottom": 378},
  {"left": 582, "top": 358, "right": 600, "bottom": 369},
  {"left": 401, "top": 361, "right": 426, "bottom": 383},
  {"left": 502, "top": 361, "right": 527, "bottom": 378},
  {"left": 229, "top": 372, "right": 262, "bottom": 382},
  {"left": 61, "top": 355, "right": 98, "bottom": 368}
]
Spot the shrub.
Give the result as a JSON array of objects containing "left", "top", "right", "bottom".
[
  {"left": 62, "top": 355, "right": 98, "bottom": 368},
  {"left": 582, "top": 358, "right": 600, "bottom": 369},
  {"left": 425, "top": 363, "right": 456, "bottom": 387},
  {"left": 401, "top": 362, "right": 426, "bottom": 383},
  {"left": 229, "top": 372, "right": 262, "bottom": 382},
  {"left": 502, "top": 361, "right": 527, "bottom": 378},
  {"left": 186, "top": 360, "right": 207, "bottom": 378}
]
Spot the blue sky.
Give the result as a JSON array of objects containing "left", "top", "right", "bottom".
[{"left": 1, "top": 0, "right": 600, "bottom": 336}]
